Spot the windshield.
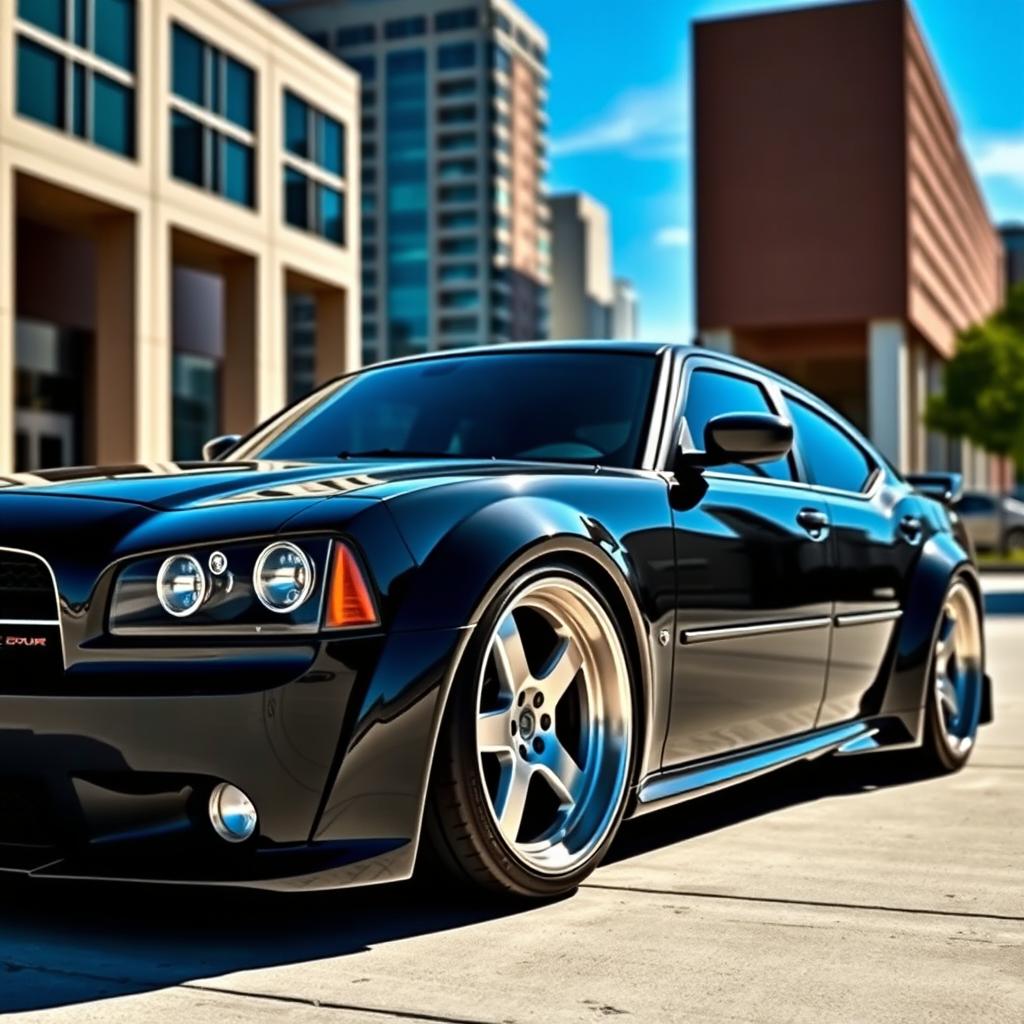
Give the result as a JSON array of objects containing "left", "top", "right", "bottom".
[{"left": 236, "top": 351, "right": 657, "bottom": 468}]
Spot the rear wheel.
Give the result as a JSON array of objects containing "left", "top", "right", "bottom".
[
  {"left": 916, "top": 577, "right": 984, "bottom": 773},
  {"left": 426, "top": 566, "right": 635, "bottom": 897}
]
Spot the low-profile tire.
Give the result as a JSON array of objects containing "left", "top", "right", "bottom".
[
  {"left": 913, "top": 575, "right": 985, "bottom": 775},
  {"left": 425, "top": 563, "right": 636, "bottom": 898}
]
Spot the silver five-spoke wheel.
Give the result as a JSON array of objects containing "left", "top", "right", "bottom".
[
  {"left": 932, "top": 580, "right": 983, "bottom": 758},
  {"left": 475, "top": 577, "right": 632, "bottom": 875}
]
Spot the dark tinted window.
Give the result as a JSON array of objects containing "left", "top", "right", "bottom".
[
  {"left": 682, "top": 369, "right": 793, "bottom": 481},
  {"left": 788, "top": 398, "right": 873, "bottom": 493},
  {"left": 956, "top": 494, "right": 996, "bottom": 515},
  {"left": 240, "top": 353, "right": 657, "bottom": 468}
]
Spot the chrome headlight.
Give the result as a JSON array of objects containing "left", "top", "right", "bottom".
[
  {"left": 254, "top": 542, "right": 314, "bottom": 613},
  {"left": 156, "top": 554, "right": 207, "bottom": 618}
]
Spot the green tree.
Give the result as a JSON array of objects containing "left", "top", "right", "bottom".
[{"left": 926, "top": 282, "right": 1024, "bottom": 553}]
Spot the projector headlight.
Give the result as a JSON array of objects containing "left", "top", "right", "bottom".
[
  {"left": 253, "top": 542, "right": 315, "bottom": 613},
  {"left": 156, "top": 554, "right": 207, "bottom": 618}
]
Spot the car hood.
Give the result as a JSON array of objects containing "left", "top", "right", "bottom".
[{"left": 0, "top": 458, "right": 542, "bottom": 511}]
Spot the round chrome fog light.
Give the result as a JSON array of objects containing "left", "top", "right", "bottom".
[{"left": 208, "top": 783, "right": 258, "bottom": 843}]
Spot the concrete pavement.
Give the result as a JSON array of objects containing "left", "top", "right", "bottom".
[{"left": 2, "top": 590, "right": 1022, "bottom": 1022}]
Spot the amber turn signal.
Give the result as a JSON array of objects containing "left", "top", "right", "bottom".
[{"left": 325, "top": 542, "right": 379, "bottom": 628}]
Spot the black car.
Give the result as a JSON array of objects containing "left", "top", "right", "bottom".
[{"left": 0, "top": 342, "right": 990, "bottom": 898}]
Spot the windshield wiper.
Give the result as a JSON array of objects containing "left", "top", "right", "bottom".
[{"left": 336, "top": 448, "right": 484, "bottom": 460}]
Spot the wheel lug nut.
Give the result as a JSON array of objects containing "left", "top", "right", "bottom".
[
  {"left": 533, "top": 693, "right": 544, "bottom": 708},
  {"left": 540, "top": 714, "right": 551, "bottom": 730},
  {"left": 533, "top": 738, "right": 544, "bottom": 754}
]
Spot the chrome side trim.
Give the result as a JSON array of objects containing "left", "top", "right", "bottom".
[
  {"left": 0, "top": 546, "right": 66, "bottom": 668},
  {"left": 638, "top": 722, "right": 868, "bottom": 805},
  {"left": 680, "top": 616, "right": 831, "bottom": 645},
  {"left": 834, "top": 610, "right": 903, "bottom": 628},
  {"left": 0, "top": 618, "right": 61, "bottom": 627}
]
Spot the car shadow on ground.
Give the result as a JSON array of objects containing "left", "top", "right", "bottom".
[{"left": 0, "top": 754, "right": 930, "bottom": 1015}]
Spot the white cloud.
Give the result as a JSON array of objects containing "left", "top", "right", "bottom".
[
  {"left": 550, "top": 80, "right": 688, "bottom": 161},
  {"left": 973, "top": 136, "right": 1024, "bottom": 187},
  {"left": 655, "top": 226, "right": 691, "bottom": 248}
]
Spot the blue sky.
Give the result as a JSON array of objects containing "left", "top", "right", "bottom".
[{"left": 518, "top": 0, "right": 1024, "bottom": 342}]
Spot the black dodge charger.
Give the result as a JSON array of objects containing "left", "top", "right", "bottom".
[{"left": 0, "top": 342, "right": 990, "bottom": 897}]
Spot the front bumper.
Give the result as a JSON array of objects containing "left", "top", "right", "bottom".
[{"left": 0, "top": 626, "right": 466, "bottom": 891}]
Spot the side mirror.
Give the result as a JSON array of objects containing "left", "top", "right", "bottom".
[
  {"left": 202, "top": 434, "right": 242, "bottom": 462},
  {"left": 906, "top": 472, "right": 963, "bottom": 507},
  {"left": 675, "top": 412, "right": 793, "bottom": 472}
]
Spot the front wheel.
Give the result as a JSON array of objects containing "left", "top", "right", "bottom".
[
  {"left": 426, "top": 565, "right": 635, "bottom": 898},
  {"left": 915, "top": 577, "right": 985, "bottom": 774}
]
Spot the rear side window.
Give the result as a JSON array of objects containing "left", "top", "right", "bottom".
[
  {"left": 681, "top": 369, "right": 793, "bottom": 481},
  {"left": 957, "top": 494, "right": 996, "bottom": 515},
  {"left": 788, "top": 398, "right": 873, "bottom": 493}
]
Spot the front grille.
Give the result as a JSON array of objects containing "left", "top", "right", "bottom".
[{"left": 0, "top": 551, "right": 59, "bottom": 621}]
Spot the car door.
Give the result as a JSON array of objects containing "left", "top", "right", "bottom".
[
  {"left": 663, "top": 361, "right": 833, "bottom": 767},
  {"left": 780, "top": 392, "right": 916, "bottom": 727},
  {"left": 955, "top": 494, "right": 999, "bottom": 550}
]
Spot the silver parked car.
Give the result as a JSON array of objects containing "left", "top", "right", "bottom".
[{"left": 954, "top": 491, "right": 1024, "bottom": 552}]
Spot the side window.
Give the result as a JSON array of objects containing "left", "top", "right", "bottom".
[
  {"left": 681, "top": 369, "right": 793, "bottom": 481},
  {"left": 956, "top": 494, "right": 995, "bottom": 515},
  {"left": 788, "top": 398, "right": 873, "bottom": 493}
]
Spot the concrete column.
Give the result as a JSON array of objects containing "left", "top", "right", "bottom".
[
  {"left": 868, "top": 319, "right": 910, "bottom": 472},
  {"left": 910, "top": 337, "right": 928, "bottom": 473},
  {"left": 256, "top": 258, "right": 285, "bottom": 422},
  {"left": 136, "top": 212, "right": 171, "bottom": 461},
  {"left": 0, "top": 163, "right": 13, "bottom": 471},
  {"left": 315, "top": 288, "right": 347, "bottom": 383},
  {"left": 699, "top": 328, "right": 734, "bottom": 354},
  {"left": 93, "top": 213, "right": 137, "bottom": 463},
  {"left": 223, "top": 257, "right": 258, "bottom": 436}
]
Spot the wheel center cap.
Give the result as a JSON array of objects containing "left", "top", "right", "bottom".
[{"left": 518, "top": 709, "right": 536, "bottom": 740}]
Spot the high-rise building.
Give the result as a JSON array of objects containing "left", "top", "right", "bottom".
[
  {"left": 1002, "top": 224, "right": 1024, "bottom": 291},
  {"left": 548, "top": 192, "right": 613, "bottom": 340},
  {"left": 694, "top": 0, "right": 1004, "bottom": 483},
  {"left": 0, "top": 0, "right": 360, "bottom": 471},
  {"left": 613, "top": 277, "right": 639, "bottom": 340},
  {"left": 265, "top": 0, "right": 551, "bottom": 363}
]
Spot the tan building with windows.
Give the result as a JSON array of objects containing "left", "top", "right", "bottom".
[
  {"left": 694, "top": 0, "right": 1004, "bottom": 481},
  {"left": 0, "top": 0, "right": 359, "bottom": 471},
  {"left": 549, "top": 192, "right": 613, "bottom": 340}
]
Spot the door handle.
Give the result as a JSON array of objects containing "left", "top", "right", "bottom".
[
  {"left": 899, "top": 515, "right": 923, "bottom": 542},
  {"left": 797, "top": 508, "right": 829, "bottom": 535}
]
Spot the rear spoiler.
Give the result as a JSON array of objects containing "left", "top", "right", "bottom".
[{"left": 905, "top": 472, "right": 963, "bottom": 506}]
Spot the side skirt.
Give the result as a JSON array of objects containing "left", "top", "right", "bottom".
[{"left": 631, "top": 715, "right": 917, "bottom": 817}]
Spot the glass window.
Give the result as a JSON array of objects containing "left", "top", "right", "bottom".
[
  {"left": 441, "top": 210, "right": 477, "bottom": 230},
  {"left": 284, "top": 168, "right": 309, "bottom": 230},
  {"left": 17, "top": 38, "right": 64, "bottom": 129},
  {"left": 385, "top": 16, "right": 426, "bottom": 40},
  {"left": 319, "top": 115, "right": 344, "bottom": 176},
  {"left": 436, "top": 8, "right": 478, "bottom": 31},
  {"left": 441, "top": 237, "right": 477, "bottom": 256},
  {"left": 440, "top": 104, "right": 476, "bottom": 124},
  {"left": 225, "top": 58, "right": 254, "bottom": 130},
  {"left": 345, "top": 55, "right": 376, "bottom": 82},
  {"left": 441, "top": 184, "right": 477, "bottom": 202},
  {"left": 439, "top": 78, "right": 476, "bottom": 98},
  {"left": 440, "top": 264, "right": 477, "bottom": 282},
  {"left": 223, "top": 137, "right": 254, "bottom": 206},
  {"left": 72, "top": 64, "right": 87, "bottom": 137},
  {"left": 172, "top": 25, "right": 204, "bottom": 105},
  {"left": 73, "top": 0, "right": 87, "bottom": 45},
  {"left": 242, "top": 353, "right": 658, "bottom": 469},
  {"left": 18, "top": 0, "right": 65, "bottom": 35},
  {"left": 439, "top": 131, "right": 476, "bottom": 151},
  {"left": 285, "top": 92, "right": 309, "bottom": 158},
  {"left": 682, "top": 369, "right": 793, "bottom": 481},
  {"left": 439, "top": 158, "right": 475, "bottom": 179},
  {"left": 439, "top": 42, "right": 476, "bottom": 71},
  {"left": 956, "top": 494, "right": 996, "bottom": 515},
  {"left": 490, "top": 44, "right": 512, "bottom": 74},
  {"left": 95, "top": 0, "right": 135, "bottom": 71},
  {"left": 788, "top": 398, "right": 874, "bottom": 493},
  {"left": 93, "top": 72, "right": 134, "bottom": 155},
  {"left": 440, "top": 315, "right": 478, "bottom": 334},
  {"left": 318, "top": 184, "right": 344, "bottom": 244},
  {"left": 171, "top": 111, "right": 203, "bottom": 185},
  {"left": 173, "top": 353, "right": 220, "bottom": 461},
  {"left": 337, "top": 24, "right": 375, "bottom": 47},
  {"left": 440, "top": 291, "right": 478, "bottom": 309}
]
